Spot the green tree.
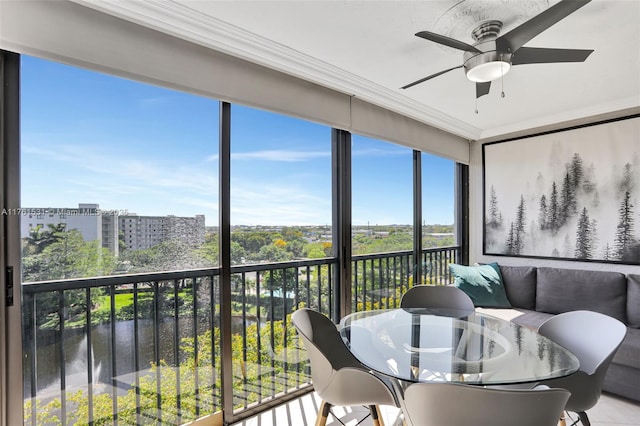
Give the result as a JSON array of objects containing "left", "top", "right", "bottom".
[
  {"left": 23, "top": 229, "right": 116, "bottom": 282},
  {"left": 232, "top": 231, "right": 273, "bottom": 255},
  {"left": 121, "top": 239, "right": 206, "bottom": 273},
  {"left": 304, "top": 242, "right": 328, "bottom": 258},
  {"left": 24, "top": 223, "right": 66, "bottom": 255},
  {"left": 257, "top": 244, "right": 292, "bottom": 263}
]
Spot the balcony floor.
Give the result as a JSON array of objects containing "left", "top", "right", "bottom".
[{"left": 231, "top": 391, "right": 640, "bottom": 426}]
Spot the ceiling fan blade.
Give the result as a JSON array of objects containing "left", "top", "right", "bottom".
[
  {"left": 512, "top": 47, "right": 594, "bottom": 65},
  {"left": 415, "top": 31, "right": 481, "bottom": 53},
  {"left": 476, "top": 82, "right": 491, "bottom": 99},
  {"left": 401, "top": 65, "right": 463, "bottom": 90},
  {"left": 496, "top": 0, "right": 591, "bottom": 53}
]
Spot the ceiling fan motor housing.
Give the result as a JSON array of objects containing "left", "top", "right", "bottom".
[
  {"left": 464, "top": 20, "right": 512, "bottom": 83},
  {"left": 463, "top": 41, "right": 512, "bottom": 82}
]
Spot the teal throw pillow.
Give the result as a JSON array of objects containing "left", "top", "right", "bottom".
[{"left": 449, "top": 262, "right": 511, "bottom": 308}]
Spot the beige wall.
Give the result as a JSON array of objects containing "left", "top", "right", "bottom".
[{"left": 469, "top": 106, "right": 640, "bottom": 274}]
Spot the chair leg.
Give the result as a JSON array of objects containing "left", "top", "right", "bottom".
[
  {"left": 577, "top": 411, "right": 591, "bottom": 426},
  {"left": 369, "top": 405, "right": 386, "bottom": 426},
  {"left": 558, "top": 411, "right": 567, "bottom": 426},
  {"left": 315, "top": 400, "right": 332, "bottom": 426}
]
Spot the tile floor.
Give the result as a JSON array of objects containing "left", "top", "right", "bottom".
[{"left": 231, "top": 391, "right": 640, "bottom": 426}]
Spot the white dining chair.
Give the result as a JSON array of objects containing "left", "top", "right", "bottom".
[
  {"left": 537, "top": 310, "right": 627, "bottom": 426},
  {"left": 398, "top": 382, "right": 570, "bottom": 426},
  {"left": 291, "top": 308, "right": 399, "bottom": 426},
  {"left": 400, "top": 285, "right": 474, "bottom": 312}
]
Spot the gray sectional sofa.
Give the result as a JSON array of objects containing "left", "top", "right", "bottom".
[{"left": 476, "top": 265, "right": 640, "bottom": 402}]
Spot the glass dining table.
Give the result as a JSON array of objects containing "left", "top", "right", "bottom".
[{"left": 339, "top": 308, "right": 580, "bottom": 385}]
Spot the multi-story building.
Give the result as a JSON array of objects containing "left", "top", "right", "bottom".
[
  {"left": 20, "top": 203, "right": 205, "bottom": 254},
  {"left": 19, "top": 203, "right": 119, "bottom": 254},
  {"left": 118, "top": 214, "right": 205, "bottom": 251}
]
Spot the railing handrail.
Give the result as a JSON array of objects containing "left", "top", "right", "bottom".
[
  {"left": 352, "top": 245, "right": 460, "bottom": 261},
  {"left": 230, "top": 257, "right": 338, "bottom": 273},
  {"left": 22, "top": 257, "right": 341, "bottom": 293},
  {"left": 22, "top": 268, "right": 221, "bottom": 293},
  {"left": 21, "top": 248, "right": 459, "bottom": 293}
]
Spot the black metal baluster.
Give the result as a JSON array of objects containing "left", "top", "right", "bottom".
[
  {"left": 428, "top": 251, "right": 434, "bottom": 284},
  {"left": 110, "top": 285, "right": 118, "bottom": 425},
  {"left": 241, "top": 272, "right": 248, "bottom": 408},
  {"left": 294, "top": 267, "right": 301, "bottom": 388},
  {"left": 174, "top": 279, "right": 181, "bottom": 424},
  {"left": 322, "top": 264, "right": 330, "bottom": 318},
  {"left": 58, "top": 290, "right": 67, "bottom": 425},
  {"left": 153, "top": 281, "right": 162, "bottom": 422},
  {"left": 255, "top": 271, "right": 263, "bottom": 404},
  {"left": 209, "top": 275, "right": 217, "bottom": 410},
  {"left": 304, "top": 266, "right": 311, "bottom": 309},
  {"left": 269, "top": 269, "right": 276, "bottom": 398},
  {"left": 192, "top": 277, "right": 200, "bottom": 417},
  {"left": 316, "top": 264, "right": 322, "bottom": 314},
  {"left": 353, "top": 260, "right": 359, "bottom": 312},
  {"left": 392, "top": 256, "right": 398, "bottom": 307},
  {"left": 282, "top": 268, "right": 289, "bottom": 393},
  {"left": 133, "top": 282, "right": 141, "bottom": 424},
  {"left": 28, "top": 293, "right": 37, "bottom": 426},
  {"left": 373, "top": 258, "right": 378, "bottom": 307},
  {"left": 86, "top": 287, "right": 94, "bottom": 425}
]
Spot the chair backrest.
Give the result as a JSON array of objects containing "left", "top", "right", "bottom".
[
  {"left": 291, "top": 308, "right": 397, "bottom": 407},
  {"left": 537, "top": 310, "right": 627, "bottom": 412},
  {"left": 538, "top": 310, "right": 627, "bottom": 376},
  {"left": 401, "top": 383, "right": 570, "bottom": 426},
  {"left": 400, "top": 285, "right": 474, "bottom": 312}
]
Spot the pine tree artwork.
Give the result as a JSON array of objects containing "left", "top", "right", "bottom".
[{"left": 483, "top": 116, "right": 640, "bottom": 263}]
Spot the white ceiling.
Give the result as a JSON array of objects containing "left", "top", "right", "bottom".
[{"left": 75, "top": 0, "right": 640, "bottom": 140}]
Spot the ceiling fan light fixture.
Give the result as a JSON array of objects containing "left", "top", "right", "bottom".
[{"left": 466, "top": 60, "right": 511, "bottom": 82}]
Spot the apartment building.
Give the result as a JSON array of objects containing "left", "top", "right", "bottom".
[
  {"left": 119, "top": 214, "right": 205, "bottom": 251},
  {"left": 19, "top": 203, "right": 116, "bottom": 252},
  {"left": 20, "top": 203, "right": 205, "bottom": 253}
]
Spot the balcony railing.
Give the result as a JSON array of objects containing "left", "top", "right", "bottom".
[
  {"left": 22, "top": 246, "right": 459, "bottom": 425},
  {"left": 352, "top": 245, "right": 461, "bottom": 311}
]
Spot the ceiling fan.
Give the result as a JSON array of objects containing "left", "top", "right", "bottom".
[{"left": 402, "top": 0, "right": 594, "bottom": 99}]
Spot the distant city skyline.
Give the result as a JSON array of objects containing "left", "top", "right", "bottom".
[{"left": 20, "top": 55, "right": 455, "bottom": 227}]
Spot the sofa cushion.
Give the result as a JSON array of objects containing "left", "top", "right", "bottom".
[
  {"left": 536, "top": 267, "right": 627, "bottom": 323},
  {"left": 476, "top": 307, "right": 553, "bottom": 330},
  {"left": 612, "top": 327, "right": 640, "bottom": 369},
  {"left": 450, "top": 263, "right": 512, "bottom": 308},
  {"left": 498, "top": 265, "right": 537, "bottom": 310},
  {"left": 510, "top": 310, "right": 555, "bottom": 330},
  {"left": 627, "top": 275, "right": 640, "bottom": 328}
]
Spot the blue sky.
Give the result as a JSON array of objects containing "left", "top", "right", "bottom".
[{"left": 20, "top": 55, "right": 454, "bottom": 226}]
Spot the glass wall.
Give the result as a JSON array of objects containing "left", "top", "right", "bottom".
[
  {"left": 20, "top": 55, "right": 221, "bottom": 424},
  {"left": 351, "top": 135, "right": 414, "bottom": 310},
  {"left": 421, "top": 152, "right": 457, "bottom": 284},
  {"left": 229, "top": 105, "right": 332, "bottom": 412},
  {"left": 13, "top": 52, "right": 462, "bottom": 424}
]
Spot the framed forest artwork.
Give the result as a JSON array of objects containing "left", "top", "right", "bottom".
[{"left": 483, "top": 115, "right": 640, "bottom": 264}]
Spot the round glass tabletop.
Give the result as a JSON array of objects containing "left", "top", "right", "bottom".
[{"left": 340, "top": 308, "right": 579, "bottom": 385}]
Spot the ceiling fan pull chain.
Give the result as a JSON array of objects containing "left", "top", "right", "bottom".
[
  {"left": 475, "top": 97, "right": 479, "bottom": 114},
  {"left": 500, "top": 54, "right": 506, "bottom": 98}
]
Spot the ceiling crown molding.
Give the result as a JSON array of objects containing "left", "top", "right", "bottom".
[
  {"left": 480, "top": 96, "right": 640, "bottom": 140},
  {"left": 70, "top": 0, "right": 480, "bottom": 139}
]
